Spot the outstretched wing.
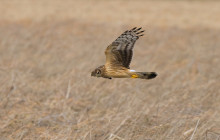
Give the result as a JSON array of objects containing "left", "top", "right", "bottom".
[{"left": 105, "top": 27, "right": 144, "bottom": 69}]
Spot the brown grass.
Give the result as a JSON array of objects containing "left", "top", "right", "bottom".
[{"left": 0, "top": 0, "right": 220, "bottom": 140}]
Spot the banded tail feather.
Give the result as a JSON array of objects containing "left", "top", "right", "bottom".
[{"left": 131, "top": 72, "right": 157, "bottom": 79}]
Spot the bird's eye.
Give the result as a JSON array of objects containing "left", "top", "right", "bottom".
[{"left": 96, "top": 70, "right": 101, "bottom": 74}]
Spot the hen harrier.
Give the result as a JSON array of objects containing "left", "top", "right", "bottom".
[{"left": 91, "top": 27, "right": 157, "bottom": 80}]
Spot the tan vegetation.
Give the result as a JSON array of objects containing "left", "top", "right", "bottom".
[{"left": 0, "top": 0, "right": 220, "bottom": 139}]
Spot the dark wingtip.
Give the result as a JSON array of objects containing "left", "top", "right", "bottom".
[
  {"left": 137, "top": 27, "right": 142, "bottom": 31},
  {"left": 138, "top": 34, "right": 144, "bottom": 37},
  {"left": 137, "top": 30, "right": 145, "bottom": 34},
  {"left": 133, "top": 27, "right": 142, "bottom": 32},
  {"left": 131, "top": 27, "right": 137, "bottom": 30}
]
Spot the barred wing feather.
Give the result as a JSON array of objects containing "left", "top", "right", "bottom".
[{"left": 105, "top": 27, "right": 144, "bottom": 69}]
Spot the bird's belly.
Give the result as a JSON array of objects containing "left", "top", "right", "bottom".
[{"left": 106, "top": 69, "right": 130, "bottom": 78}]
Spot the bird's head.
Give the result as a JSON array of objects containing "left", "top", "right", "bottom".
[{"left": 91, "top": 65, "right": 104, "bottom": 78}]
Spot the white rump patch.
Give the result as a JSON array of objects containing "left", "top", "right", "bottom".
[{"left": 129, "top": 70, "right": 136, "bottom": 72}]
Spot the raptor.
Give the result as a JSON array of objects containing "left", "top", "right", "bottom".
[{"left": 91, "top": 27, "right": 157, "bottom": 80}]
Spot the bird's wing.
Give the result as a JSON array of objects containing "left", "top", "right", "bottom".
[{"left": 105, "top": 27, "right": 144, "bottom": 69}]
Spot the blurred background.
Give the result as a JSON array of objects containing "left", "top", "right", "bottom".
[{"left": 0, "top": 0, "right": 220, "bottom": 139}]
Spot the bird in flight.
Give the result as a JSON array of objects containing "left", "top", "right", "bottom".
[{"left": 91, "top": 27, "right": 157, "bottom": 80}]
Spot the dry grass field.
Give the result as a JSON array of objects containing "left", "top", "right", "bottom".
[{"left": 0, "top": 0, "right": 220, "bottom": 140}]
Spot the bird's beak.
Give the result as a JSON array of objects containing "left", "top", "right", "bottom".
[{"left": 91, "top": 72, "right": 94, "bottom": 77}]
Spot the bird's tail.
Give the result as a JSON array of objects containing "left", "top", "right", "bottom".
[{"left": 131, "top": 72, "right": 157, "bottom": 79}]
